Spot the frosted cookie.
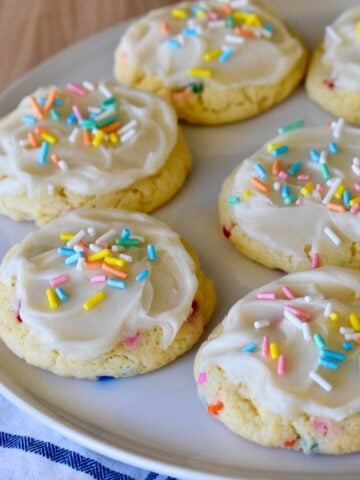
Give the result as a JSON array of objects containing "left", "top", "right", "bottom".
[
  {"left": 195, "top": 267, "right": 360, "bottom": 454},
  {"left": 0, "top": 81, "right": 191, "bottom": 225},
  {"left": 306, "top": 7, "right": 360, "bottom": 124},
  {"left": 219, "top": 120, "right": 360, "bottom": 272},
  {"left": 0, "top": 208, "right": 216, "bottom": 379},
  {"left": 114, "top": 0, "right": 307, "bottom": 125}
]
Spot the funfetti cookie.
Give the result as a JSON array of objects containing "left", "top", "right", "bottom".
[
  {"left": 0, "top": 81, "right": 191, "bottom": 225},
  {"left": 219, "top": 120, "right": 360, "bottom": 273},
  {"left": 195, "top": 267, "right": 360, "bottom": 454},
  {"left": 0, "top": 208, "right": 216, "bottom": 379},
  {"left": 307, "top": 7, "right": 360, "bottom": 124},
  {"left": 114, "top": 0, "right": 308, "bottom": 125}
]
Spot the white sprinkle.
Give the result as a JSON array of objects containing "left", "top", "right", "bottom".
[
  {"left": 176, "top": 33, "right": 185, "bottom": 45},
  {"left": 353, "top": 157, "right": 360, "bottom": 166},
  {"left": 95, "top": 229, "right": 117, "bottom": 245},
  {"left": 83, "top": 80, "right": 95, "bottom": 91},
  {"left": 332, "top": 118, "right": 344, "bottom": 139},
  {"left": 322, "top": 177, "right": 342, "bottom": 204},
  {"left": 87, "top": 227, "right": 97, "bottom": 237},
  {"left": 302, "top": 322, "right": 312, "bottom": 341},
  {"left": 19, "top": 139, "right": 29, "bottom": 147},
  {"left": 58, "top": 160, "right": 68, "bottom": 171},
  {"left": 309, "top": 371, "right": 332, "bottom": 392},
  {"left": 324, "top": 226, "right": 341, "bottom": 246},
  {"left": 89, "top": 243, "right": 101, "bottom": 252},
  {"left": 119, "top": 119, "right": 138, "bottom": 135},
  {"left": 325, "top": 26, "right": 341, "bottom": 43},
  {"left": 208, "top": 20, "right": 226, "bottom": 29},
  {"left": 259, "top": 27, "right": 272, "bottom": 38},
  {"left": 304, "top": 295, "right": 312, "bottom": 303},
  {"left": 352, "top": 164, "right": 360, "bottom": 176},
  {"left": 254, "top": 319, "right": 270, "bottom": 329},
  {"left": 73, "top": 245, "right": 83, "bottom": 252},
  {"left": 119, "top": 253, "right": 133, "bottom": 263},
  {"left": 340, "top": 326, "right": 353, "bottom": 335},
  {"left": 111, "top": 245, "right": 124, "bottom": 253},
  {"left": 284, "top": 310, "right": 303, "bottom": 329},
  {"left": 68, "top": 127, "right": 80, "bottom": 144},
  {"left": 319, "top": 150, "right": 327, "bottom": 164},
  {"left": 131, "top": 235, "right": 144, "bottom": 242},
  {"left": 76, "top": 257, "right": 85, "bottom": 271},
  {"left": 312, "top": 190, "right": 321, "bottom": 201},
  {"left": 98, "top": 83, "right": 112, "bottom": 98},
  {"left": 95, "top": 108, "right": 116, "bottom": 122},
  {"left": 231, "top": 0, "right": 249, "bottom": 6},
  {"left": 324, "top": 302, "right": 332, "bottom": 317},
  {"left": 121, "top": 128, "right": 136, "bottom": 144},
  {"left": 345, "top": 332, "right": 360, "bottom": 340},
  {"left": 47, "top": 184, "right": 55, "bottom": 195},
  {"left": 224, "top": 34, "right": 245, "bottom": 45},
  {"left": 273, "top": 181, "right": 281, "bottom": 191},
  {"left": 88, "top": 106, "right": 101, "bottom": 114},
  {"left": 67, "top": 229, "right": 85, "bottom": 248}
]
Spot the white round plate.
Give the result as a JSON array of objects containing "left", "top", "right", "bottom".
[{"left": 0, "top": 1, "right": 359, "bottom": 479}]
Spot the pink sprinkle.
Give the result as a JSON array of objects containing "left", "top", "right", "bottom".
[
  {"left": 297, "top": 174, "right": 310, "bottom": 181},
  {"left": 316, "top": 183, "right": 325, "bottom": 192},
  {"left": 311, "top": 252, "right": 320, "bottom": 269},
  {"left": 257, "top": 292, "right": 277, "bottom": 300},
  {"left": 262, "top": 335, "right": 270, "bottom": 358},
  {"left": 354, "top": 182, "right": 360, "bottom": 192},
  {"left": 277, "top": 354, "right": 286, "bottom": 376},
  {"left": 67, "top": 82, "right": 86, "bottom": 96},
  {"left": 121, "top": 51, "right": 128, "bottom": 60},
  {"left": 49, "top": 274, "right": 69, "bottom": 288},
  {"left": 198, "top": 372, "right": 208, "bottom": 384},
  {"left": 278, "top": 171, "right": 288, "bottom": 180},
  {"left": 284, "top": 305, "right": 311, "bottom": 321},
  {"left": 296, "top": 198, "right": 304, "bottom": 206},
  {"left": 208, "top": 11, "right": 219, "bottom": 20},
  {"left": 351, "top": 204, "right": 360, "bottom": 214},
  {"left": 91, "top": 274, "right": 106, "bottom": 283},
  {"left": 282, "top": 286, "right": 295, "bottom": 299},
  {"left": 124, "top": 332, "right": 140, "bottom": 348},
  {"left": 72, "top": 105, "right": 83, "bottom": 120}
]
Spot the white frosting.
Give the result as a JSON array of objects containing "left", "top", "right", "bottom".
[
  {"left": 0, "top": 209, "right": 198, "bottom": 359},
  {"left": 196, "top": 267, "right": 360, "bottom": 420},
  {"left": 323, "top": 6, "right": 360, "bottom": 92},
  {"left": 0, "top": 82, "right": 177, "bottom": 196},
  {"left": 118, "top": 1, "right": 303, "bottom": 88},
  {"left": 226, "top": 124, "right": 360, "bottom": 265}
]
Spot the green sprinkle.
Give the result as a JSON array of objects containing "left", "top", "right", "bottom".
[
  {"left": 313, "top": 333, "right": 326, "bottom": 349},
  {"left": 225, "top": 15, "right": 235, "bottom": 27},
  {"left": 79, "top": 119, "right": 96, "bottom": 130},
  {"left": 190, "top": 82, "right": 204, "bottom": 93},
  {"left": 96, "top": 114, "right": 118, "bottom": 128},
  {"left": 321, "top": 164, "right": 331, "bottom": 181},
  {"left": 101, "top": 97, "right": 118, "bottom": 108},
  {"left": 227, "top": 196, "right": 240, "bottom": 204},
  {"left": 50, "top": 108, "right": 60, "bottom": 121},
  {"left": 116, "top": 238, "right": 141, "bottom": 247},
  {"left": 283, "top": 192, "right": 298, "bottom": 205},
  {"left": 278, "top": 120, "right": 304, "bottom": 135}
]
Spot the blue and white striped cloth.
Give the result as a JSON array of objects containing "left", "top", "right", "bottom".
[{"left": 0, "top": 394, "right": 177, "bottom": 480}]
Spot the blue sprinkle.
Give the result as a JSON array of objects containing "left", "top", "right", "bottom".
[
  {"left": 65, "top": 252, "right": 82, "bottom": 265},
  {"left": 183, "top": 27, "right": 199, "bottom": 37},
  {"left": 342, "top": 341, "right": 353, "bottom": 351},
  {"left": 22, "top": 115, "right": 37, "bottom": 124},
  {"left": 281, "top": 185, "right": 290, "bottom": 199},
  {"left": 107, "top": 278, "right": 127, "bottom": 289},
  {"left": 66, "top": 112, "right": 77, "bottom": 124},
  {"left": 263, "top": 23, "right": 274, "bottom": 32},
  {"left": 97, "top": 376, "right": 116, "bottom": 381},
  {"left": 254, "top": 163, "right": 267, "bottom": 179},
  {"left": 191, "top": 5, "right": 202, "bottom": 13},
  {"left": 320, "top": 348, "right": 345, "bottom": 362},
  {"left": 57, "top": 247, "right": 75, "bottom": 256},
  {"left": 283, "top": 192, "right": 298, "bottom": 205},
  {"left": 39, "top": 141, "right": 49, "bottom": 164},
  {"left": 120, "top": 228, "right": 130, "bottom": 240},
  {"left": 310, "top": 149, "right": 320, "bottom": 162},
  {"left": 38, "top": 97, "right": 62, "bottom": 107},
  {"left": 227, "top": 196, "right": 241, "bottom": 204},
  {"left": 241, "top": 343, "right": 257, "bottom": 353},
  {"left": 272, "top": 145, "right": 289, "bottom": 157},
  {"left": 343, "top": 190, "right": 351, "bottom": 209},
  {"left": 136, "top": 270, "right": 149, "bottom": 282},
  {"left": 147, "top": 244, "right": 157, "bottom": 261},
  {"left": 219, "top": 47, "right": 234, "bottom": 63},
  {"left": 319, "top": 358, "right": 339, "bottom": 370},
  {"left": 288, "top": 161, "right": 302, "bottom": 176},
  {"left": 329, "top": 141, "right": 338, "bottom": 154},
  {"left": 167, "top": 38, "right": 181, "bottom": 49},
  {"left": 55, "top": 287, "right": 68, "bottom": 302}
]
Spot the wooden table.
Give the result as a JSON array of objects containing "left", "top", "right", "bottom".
[{"left": 0, "top": 0, "right": 177, "bottom": 93}]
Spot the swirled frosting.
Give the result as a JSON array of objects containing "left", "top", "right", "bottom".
[
  {"left": 0, "top": 209, "right": 198, "bottom": 359},
  {"left": 196, "top": 267, "right": 360, "bottom": 420},
  {"left": 0, "top": 82, "right": 177, "bottom": 197},
  {"left": 224, "top": 122, "right": 360, "bottom": 266},
  {"left": 323, "top": 6, "right": 360, "bottom": 92},
  {"left": 117, "top": 0, "right": 304, "bottom": 88}
]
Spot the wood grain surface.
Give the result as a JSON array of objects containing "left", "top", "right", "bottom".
[{"left": 0, "top": 0, "right": 177, "bottom": 93}]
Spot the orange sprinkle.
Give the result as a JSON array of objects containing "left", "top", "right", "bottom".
[
  {"left": 234, "top": 27, "right": 255, "bottom": 38},
  {"left": 84, "top": 261, "right": 102, "bottom": 270},
  {"left": 272, "top": 159, "right": 282, "bottom": 175},
  {"left": 327, "top": 202, "right": 346, "bottom": 212},
  {"left": 77, "top": 240, "right": 88, "bottom": 249},
  {"left": 101, "top": 263, "right": 128, "bottom": 279},
  {"left": 35, "top": 126, "right": 47, "bottom": 134},
  {"left": 172, "top": 89, "right": 189, "bottom": 104},
  {"left": 83, "top": 130, "right": 92, "bottom": 147},
  {"left": 51, "top": 153, "right": 60, "bottom": 166},
  {"left": 207, "top": 400, "right": 224, "bottom": 416},
  {"left": 251, "top": 177, "right": 269, "bottom": 193},
  {"left": 44, "top": 88, "right": 57, "bottom": 111},
  {"left": 27, "top": 132, "right": 38, "bottom": 148},
  {"left": 29, "top": 96, "right": 44, "bottom": 120},
  {"left": 354, "top": 338, "right": 360, "bottom": 346},
  {"left": 160, "top": 20, "right": 171, "bottom": 36},
  {"left": 102, "top": 121, "right": 121, "bottom": 134},
  {"left": 284, "top": 439, "right": 297, "bottom": 448},
  {"left": 221, "top": 4, "right": 233, "bottom": 14}
]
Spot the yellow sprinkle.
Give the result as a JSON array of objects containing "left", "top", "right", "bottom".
[
  {"left": 242, "top": 190, "right": 252, "bottom": 199},
  {"left": 204, "top": 48, "right": 223, "bottom": 62},
  {"left": 270, "top": 342, "right": 279, "bottom": 360},
  {"left": 60, "top": 232, "right": 74, "bottom": 241},
  {"left": 171, "top": 8, "right": 188, "bottom": 19},
  {"left": 92, "top": 130, "right": 105, "bottom": 147},
  {"left": 245, "top": 13, "right": 262, "bottom": 27},
  {"left": 103, "top": 256, "right": 126, "bottom": 268},
  {"left": 87, "top": 248, "right": 111, "bottom": 262},
  {"left": 83, "top": 291, "right": 106, "bottom": 311},
  {"left": 40, "top": 132, "right": 57, "bottom": 144},
  {"left": 196, "top": 10, "right": 206, "bottom": 18},
  {"left": 356, "top": 21, "right": 360, "bottom": 40},
  {"left": 233, "top": 11, "right": 247, "bottom": 21},
  {"left": 110, "top": 132, "right": 119, "bottom": 144},
  {"left": 267, "top": 143, "right": 282, "bottom": 152},
  {"left": 349, "top": 312, "right": 360, "bottom": 331},
  {"left": 187, "top": 68, "right": 212, "bottom": 78},
  {"left": 46, "top": 288, "right": 59, "bottom": 310},
  {"left": 349, "top": 196, "right": 360, "bottom": 206},
  {"left": 334, "top": 184, "right": 346, "bottom": 200},
  {"left": 300, "top": 182, "right": 314, "bottom": 196},
  {"left": 329, "top": 311, "right": 339, "bottom": 322}
]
